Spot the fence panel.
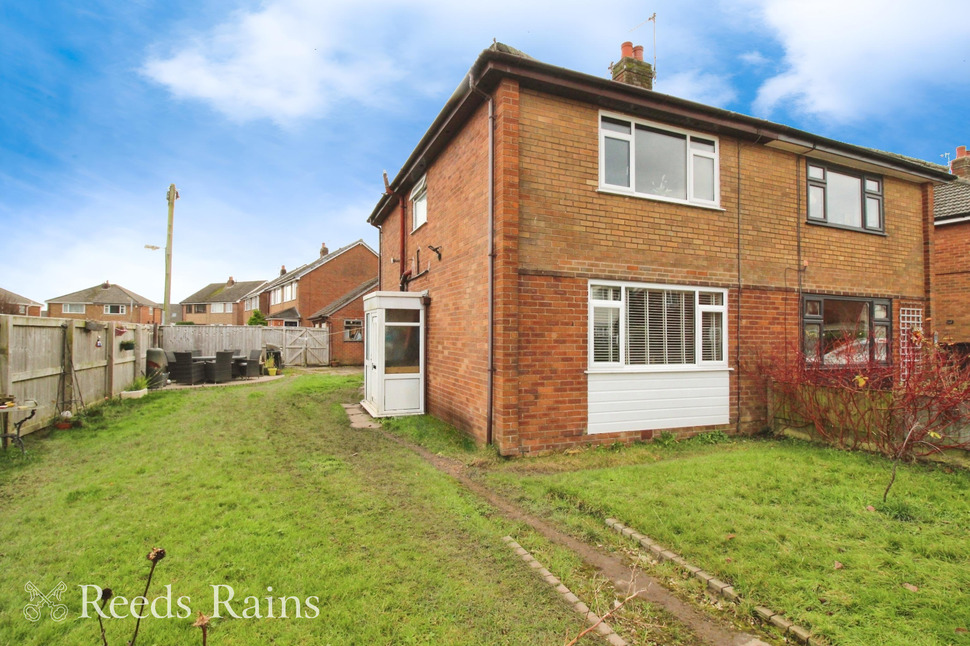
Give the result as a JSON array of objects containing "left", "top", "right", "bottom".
[
  {"left": 158, "top": 325, "right": 329, "bottom": 366},
  {"left": 0, "top": 316, "right": 153, "bottom": 438}
]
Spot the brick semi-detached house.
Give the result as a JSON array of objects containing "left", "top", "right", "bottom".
[
  {"left": 47, "top": 282, "right": 160, "bottom": 324},
  {"left": 933, "top": 146, "right": 970, "bottom": 344},
  {"left": 180, "top": 277, "right": 267, "bottom": 325},
  {"left": 255, "top": 241, "right": 378, "bottom": 328},
  {"left": 367, "top": 42, "right": 955, "bottom": 455},
  {"left": 0, "top": 287, "right": 42, "bottom": 316}
]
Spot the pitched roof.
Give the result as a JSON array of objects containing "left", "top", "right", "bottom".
[
  {"left": 935, "top": 178, "right": 970, "bottom": 224},
  {"left": 0, "top": 287, "right": 41, "bottom": 307},
  {"left": 370, "top": 42, "right": 954, "bottom": 225},
  {"left": 260, "top": 240, "right": 377, "bottom": 292},
  {"left": 180, "top": 279, "right": 266, "bottom": 304},
  {"left": 266, "top": 306, "right": 301, "bottom": 321},
  {"left": 308, "top": 277, "right": 379, "bottom": 320},
  {"left": 47, "top": 282, "right": 158, "bottom": 307}
]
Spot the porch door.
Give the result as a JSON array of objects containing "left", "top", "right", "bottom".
[{"left": 364, "top": 311, "right": 379, "bottom": 405}]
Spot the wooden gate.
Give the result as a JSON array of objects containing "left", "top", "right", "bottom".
[{"left": 160, "top": 326, "right": 329, "bottom": 367}]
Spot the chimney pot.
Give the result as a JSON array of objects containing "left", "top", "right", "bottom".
[
  {"left": 621, "top": 41, "right": 634, "bottom": 59},
  {"left": 612, "top": 42, "right": 654, "bottom": 90},
  {"left": 633, "top": 45, "right": 644, "bottom": 62}
]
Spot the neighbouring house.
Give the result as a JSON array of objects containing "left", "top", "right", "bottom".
[
  {"left": 179, "top": 277, "right": 267, "bottom": 325},
  {"left": 47, "top": 281, "right": 160, "bottom": 324},
  {"left": 258, "top": 241, "right": 378, "bottom": 328},
  {"left": 0, "top": 287, "right": 42, "bottom": 316},
  {"left": 365, "top": 42, "right": 954, "bottom": 455},
  {"left": 308, "top": 277, "right": 378, "bottom": 365},
  {"left": 933, "top": 146, "right": 970, "bottom": 344}
]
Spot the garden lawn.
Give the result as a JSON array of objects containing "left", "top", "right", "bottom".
[
  {"left": 0, "top": 374, "right": 589, "bottom": 645},
  {"left": 483, "top": 438, "right": 970, "bottom": 646}
]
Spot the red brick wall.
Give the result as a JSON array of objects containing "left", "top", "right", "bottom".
[
  {"left": 326, "top": 297, "right": 367, "bottom": 366},
  {"left": 266, "top": 245, "right": 378, "bottom": 327},
  {"left": 378, "top": 101, "right": 492, "bottom": 440},
  {"left": 934, "top": 220, "right": 970, "bottom": 342},
  {"left": 48, "top": 303, "right": 157, "bottom": 324},
  {"left": 376, "top": 81, "right": 934, "bottom": 454}
]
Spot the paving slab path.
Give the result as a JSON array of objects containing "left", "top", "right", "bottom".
[{"left": 344, "top": 404, "right": 774, "bottom": 646}]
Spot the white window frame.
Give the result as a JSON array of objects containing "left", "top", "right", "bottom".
[
  {"left": 599, "top": 111, "right": 720, "bottom": 208},
  {"left": 104, "top": 304, "right": 127, "bottom": 315},
  {"left": 344, "top": 319, "right": 363, "bottom": 342},
  {"left": 63, "top": 303, "right": 85, "bottom": 314},
  {"left": 211, "top": 303, "right": 225, "bottom": 314},
  {"left": 410, "top": 175, "right": 427, "bottom": 231},
  {"left": 588, "top": 280, "right": 728, "bottom": 372}
]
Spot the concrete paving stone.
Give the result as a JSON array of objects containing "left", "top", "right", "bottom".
[
  {"left": 605, "top": 518, "right": 618, "bottom": 526},
  {"left": 788, "top": 624, "right": 812, "bottom": 644},
  {"left": 660, "top": 549, "right": 678, "bottom": 562},
  {"left": 694, "top": 570, "right": 714, "bottom": 584},
  {"left": 594, "top": 621, "right": 613, "bottom": 636},
  {"left": 707, "top": 578, "right": 730, "bottom": 593},
  {"left": 753, "top": 606, "right": 775, "bottom": 621},
  {"left": 528, "top": 560, "right": 542, "bottom": 569},
  {"left": 769, "top": 614, "right": 793, "bottom": 631},
  {"left": 650, "top": 544, "right": 664, "bottom": 557},
  {"left": 538, "top": 568, "right": 551, "bottom": 577},
  {"left": 720, "top": 586, "right": 740, "bottom": 603},
  {"left": 607, "top": 633, "right": 628, "bottom": 646},
  {"left": 573, "top": 602, "right": 589, "bottom": 615},
  {"left": 684, "top": 564, "right": 702, "bottom": 574},
  {"left": 563, "top": 592, "right": 580, "bottom": 604},
  {"left": 556, "top": 584, "right": 570, "bottom": 595}
]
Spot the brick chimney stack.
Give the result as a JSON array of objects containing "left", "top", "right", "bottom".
[
  {"left": 951, "top": 145, "right": 970, "bottom": 178},
  {"left": 612, "top": 41, "right": 654, "bottom": 90},
  {"left": 320, "top": 242, "right": 329, "bottom": 257},
  {"left": 227, "top": 276, "right": 235, "bottom": 287},
  {"left": 280, "top": 265, "right": 286, "bottom": 276}
]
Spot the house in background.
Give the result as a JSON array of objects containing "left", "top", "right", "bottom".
[
  {"left": 308, "top": 277, "right": 378, "bottom": 365},
  {"left": 180, "top": 277, "right": 267, "bottom": 325},
  {"left": 258, "top": 241, "right": 378, "bottom": 328},
  {"left": 47, "top": 281, "right": 160, "bottom": 324},
  {"left": 0, "top": 287, "right": 42, "bottom": 316},
  {"left": 366, "top": 42, "right": 952, "bottom": 455},
  {"left": 933, "top": 146, "right": 970, "bottom": 344}
]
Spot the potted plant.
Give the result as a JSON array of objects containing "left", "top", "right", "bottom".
[
  {"left": 121, "top": 375, "right": 150, "bottom": 399},
  {"left": 265, "top": 354, "right": 277, "bottom": 376},
  {"left": 119, "top": 340, "right": 136, "bottom": 351}
]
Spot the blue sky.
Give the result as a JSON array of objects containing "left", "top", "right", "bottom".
[{"left": 2, "top": 0, "right": 968, "bottom": 307}]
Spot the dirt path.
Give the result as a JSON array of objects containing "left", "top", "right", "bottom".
[{"left": 373, "top": 426, "right": 772, "bottom": 646}]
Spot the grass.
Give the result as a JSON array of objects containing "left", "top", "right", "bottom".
[
  {"left": 383, "top": 418, "right": 970, "bottom": 646},
  {"left": 0, "top": 374, "right": 596, "bottom": 645}
]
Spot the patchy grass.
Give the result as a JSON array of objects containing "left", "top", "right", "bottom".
[
  {"left": 485, "top": 437, "right": 970, "bottom": 646},
  {"left": 381, "top": 416, "right": 970, "bottom": 645},
  {"left": 0, "top": 375, "right": 593, "bottom": 645}
]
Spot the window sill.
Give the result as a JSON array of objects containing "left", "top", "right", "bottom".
[
  {"left": 805, "top": 220, "right": 887, "bottom": 236},
  {"left": 411, "top": 221, "right": 427, "bottom": 234},
  {"left": 597, "top": 187, "right": 725, "bottom": 212},
  {"left": 586, "top": 365, "right": 732, "bottom": 375}
]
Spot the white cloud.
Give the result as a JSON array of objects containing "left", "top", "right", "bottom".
[
  {"left": 142, "top": 1, "right": 402, "bottom": 123},
  {"left": 739, "top": 50, "right": 769, "bottom": 66},
  {"left": 655, "top": 70, "right": 738, "bottom": 108},
  {"left": 746, "top": 0, "right": 970, "bottom": 121}
]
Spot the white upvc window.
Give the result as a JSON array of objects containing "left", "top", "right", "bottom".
[
  {"left": 211, "top": 303, "right": 225, "bottom": 314},
  {"left": 589, "top": 281, "right": 727, "bottom": 371},
  {"left": 271, "top": 288, "right": 282, "bottom": 306},
  {"left": 282, "top": 282, "right": 297, "bottom": 302},
  {"left": 245, "top": 296, "right": 258, "bottom": 311},
  {"left": 63, "top": 303, "right": 85, "bottom": 314},
  {"left": 410, "top": 175, "right": 427, "bottom": 231},
  {"left": 104, "top": 304, "right": 127, "bottom": 315},
  {"left": 599, "top": 112, "right": 719, "bottom": 208}
]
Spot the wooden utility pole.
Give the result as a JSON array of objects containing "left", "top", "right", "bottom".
[{"left": 164, "top": 184, "right": 178, "bottom": 325}]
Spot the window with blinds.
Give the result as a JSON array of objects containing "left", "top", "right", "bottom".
[{"left": 589, "top": 282, "right": 727, "bottom": 369}]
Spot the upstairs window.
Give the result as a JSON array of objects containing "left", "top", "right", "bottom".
[
  {"left": 807, "top": 163, "right": 883, "bottom": 233},
  {"left": 589, "top": 281, "right": 727, "bottom": 369},
  {"left": 600, "top": 113, "right": 719, "bottom": 207},
  {"left": 411, "top": 175, "right": 427, "bottom": 231}
]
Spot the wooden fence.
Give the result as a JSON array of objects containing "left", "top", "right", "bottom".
[
  {"left": 158, "top": 325, "right": 329, "bottom": 367},
  {"left": 0, "top": 315, "right": 151, "bottom": 437}
]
